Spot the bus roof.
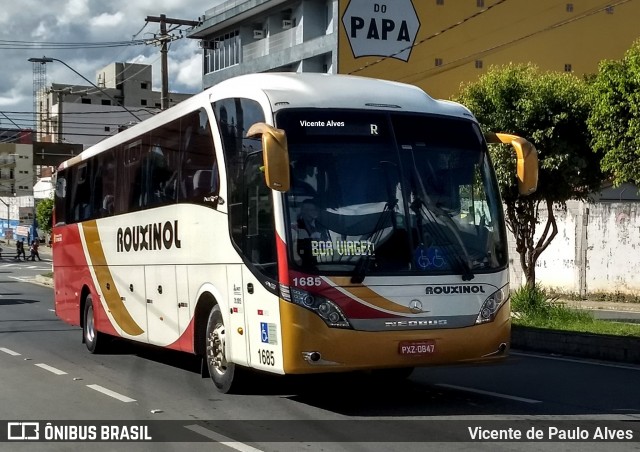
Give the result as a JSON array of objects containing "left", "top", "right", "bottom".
[{"left": 58, "top": 73, "right": 476, "bottom": 170}]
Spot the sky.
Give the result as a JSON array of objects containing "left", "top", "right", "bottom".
[{"left": 0, "top": 0, "right": 219, "bottom": 131}]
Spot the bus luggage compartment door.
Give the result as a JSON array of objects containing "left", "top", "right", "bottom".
[{"left": 145, "top": 265, "right": 180, "bottom": 347}]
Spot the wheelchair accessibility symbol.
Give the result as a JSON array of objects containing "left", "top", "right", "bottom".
[
  {"left": 260, "top": 322, "right": 278, "bottom": 345},
  {"left": 415, "top": 245, "right": 447, "bottom": 270}
]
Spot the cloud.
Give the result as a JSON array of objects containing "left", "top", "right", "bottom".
[
  {"left": 58, "top": 0, "right": 91, "bottom": 25},
  {"left": 0, "top": 0, "right": 213, "bottom": 119},
  {"left": 175, "top": 53, "right": 203, "bottom": 91},
  {"left": 90, "top": 12, "right": 125, "bottom": 28}
]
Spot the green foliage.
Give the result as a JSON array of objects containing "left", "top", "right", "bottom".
[
  {"left": 35, "top": 197, "right": 54, "bottom": 235},
  {"left": 456, "top": 63, "right": 602, "bottom": 204},
  {"left": 588, "top": 39, "right": 640, "bottom": 186},
  {"left": 455, "top": 64, "right": 603, "bottom": 286},
  {"left": 511, "top": 284, "right": 554, "bottom": 317},
  {"left": 516, "top": 287, "right": 640, "bottom": 336},
  {"left": 511, "top": 284, "right": 594, "bottom": 324}
]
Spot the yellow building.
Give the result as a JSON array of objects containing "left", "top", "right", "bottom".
[
  {"left": 338, "top": 0, "right": 640, "bottom": 99},
  {"left": 189, "top": 0, "right": 639, "bottom": 99}
]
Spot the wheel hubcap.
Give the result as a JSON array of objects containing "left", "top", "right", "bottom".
[
  {"left": 85, "top": 304, "right": 95, "bottom": 343},
  {"left": 207, "top": 323, "right": 227, "bottom": 376}
]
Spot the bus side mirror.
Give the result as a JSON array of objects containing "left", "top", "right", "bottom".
[
  {"left": 485, "top": 132, "right": 538, "bottom": 196},
  {"left": 247, "top": 122, "right": 290, "bottom": 192}
]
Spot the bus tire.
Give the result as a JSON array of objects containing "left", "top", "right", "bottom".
[
  {"left": 83, "top": 294, "right": 106, "bottom": 353},
  {"left": 205, "top": 304, "right": 241, "bottom": 393}
]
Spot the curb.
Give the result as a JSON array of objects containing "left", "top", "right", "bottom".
[
  {"left": 35, "top": 275, "right": 54, "bottom": 287},
  {"left": 512, "top": 326, "right": 640, "bottom": 364}
]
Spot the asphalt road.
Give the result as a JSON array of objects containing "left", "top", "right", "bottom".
[{"left": 1, "top": 262, "right": 640, "bottom": 451}]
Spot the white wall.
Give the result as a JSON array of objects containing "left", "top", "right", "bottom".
[{"left": 508, "top": 200, "right": 640, "bottom": 295}]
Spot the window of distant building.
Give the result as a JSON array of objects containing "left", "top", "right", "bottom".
[
  {"left": 81, "top": 98, "right": 91, "bottom": 104},
  {"left": 101, "top": 99, "right": 111, "bottom": 106},
  {"left": 475, "top": 60, "right": 483, "bottom": 69},
  {"left": 141, "top": 82, "right": 148, "bottom": 90},
  {"left": 104, "top": 126, "right": 111, "bottom": 132},
  {"left": 155, "top": 103, "right": 161, "bottom": 108},
  {"left": 566, "top": 3, "right": 573, "bottom": 12},
  {"left": 564, "top": 64, "right": 572, "bottom": 72},
  {"left": 205, "top": 30, "right": 241, "bottom": 74},
  {"left": 141, "top": 99, "right": 148, "bottom": 106},
  {"left": 435, "top": 58, "right": 443, "bottom": 67}
]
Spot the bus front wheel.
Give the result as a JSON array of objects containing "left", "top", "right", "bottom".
[
  {"left": 83, "top": 294, "right": 106, "bottom": 353},
  {"left": 205, "top": 304, "right": 241, "bottom": 393}
]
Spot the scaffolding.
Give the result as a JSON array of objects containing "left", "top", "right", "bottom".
[{"left": 30, "top": 60, "right": 48, "bottom": 141}]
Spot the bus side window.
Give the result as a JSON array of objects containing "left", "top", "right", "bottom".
[
  {"left": 54, "top": 171, "right": 68, "bottom": 226},
  {"left": 71, "top": 163, "right": 91, "bottom": 222},
  {"left": 180, "top": 108, "right": 219, "bottom": 205}
]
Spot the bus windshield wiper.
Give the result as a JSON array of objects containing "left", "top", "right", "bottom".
[{"left": 350, "top": 198, "right": 397, "bottom": 284}]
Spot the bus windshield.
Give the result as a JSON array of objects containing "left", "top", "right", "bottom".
[{"left": 277, "top": 109, "right": 507, "bottom": 278}]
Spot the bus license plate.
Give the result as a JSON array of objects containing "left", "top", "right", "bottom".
[{"left": 398, "top": 340, "right": 436, "bottom": 356}]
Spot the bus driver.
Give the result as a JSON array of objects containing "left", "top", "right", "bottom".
[{"left": 294, "top": 199, "right": 329, "bottom": 266}]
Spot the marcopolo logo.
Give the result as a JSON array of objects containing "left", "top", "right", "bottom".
[{"left": 342, "top": 0, "right": 420, "bottom": 62}]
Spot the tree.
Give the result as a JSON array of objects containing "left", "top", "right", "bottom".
[
  {"left": 36, "top": 197, "right": 54, "bottom": 238},
  {"left": 455, "top": 63, "right": 602, "bottom": 287},
  {"left": 588, "top": 39, "right": 640, "bottom": 186}
]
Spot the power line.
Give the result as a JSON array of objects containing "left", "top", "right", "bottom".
[
  {"left": 396, "top": 0, "right": 633, "bottom": 84},
  {"left": 0, "top": 39, "right": 145, "bottom": 50}
]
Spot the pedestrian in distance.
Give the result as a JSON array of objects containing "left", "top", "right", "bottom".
[
  {"left": 30, "top": 240, "right": 41, "bottom": 261},
  {"left": 14, "top": 239, "right": 26, "bottom": 261}
]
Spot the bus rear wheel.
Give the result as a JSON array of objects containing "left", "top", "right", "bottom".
[
  {"left": 205, "top": 304, "right": 241, "bottom": 393},
  {"left": 83, "top": 294, "right": 107, "bottom": 353}
]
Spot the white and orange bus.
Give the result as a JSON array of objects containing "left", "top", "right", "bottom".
[{"left": 52, "top": 73, "right": 537, "bottom": 393}]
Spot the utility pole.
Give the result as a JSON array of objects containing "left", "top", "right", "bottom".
[{"left": 145, "top": 15, "right": 199, "bottom": 110}]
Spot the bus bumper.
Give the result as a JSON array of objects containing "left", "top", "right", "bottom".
[{"left": 280, "top": 299, "right": 511, "bottom": 374}]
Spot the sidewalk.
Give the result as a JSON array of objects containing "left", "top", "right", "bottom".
[{"left": 561, "top": 299, "right": 640, "bottom": 313}]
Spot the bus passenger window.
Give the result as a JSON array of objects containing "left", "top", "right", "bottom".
[{"left": 179, "top": 108, "right": 219, "bottom": 205}]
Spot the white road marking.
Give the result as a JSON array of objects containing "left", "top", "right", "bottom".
[
  {"left": 86, "top": 384, "right": 137, "bottom": 403},
  {"left": 35, "top": 363, "right": 68, "bottom": 375},
  {"left": 185, "top": 425, "right": 263, "bottom": 452},
  {"left": 0, "top": 347, "right": 21, "bottom": 356},
  {"left": 436, "top": 383, "right": 542, "bottom": 404},
  {"left": 511, "top": 351, "right": 640, "bottom": 371}
]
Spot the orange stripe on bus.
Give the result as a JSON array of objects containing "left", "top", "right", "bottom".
[
  {"left": 326, "top": 276, "right": 414, "bottom": 314},
  {"left": 82, "top": 221, "right": 145, "bottom": 336}
]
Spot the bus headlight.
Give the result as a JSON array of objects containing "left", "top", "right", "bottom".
[
  {"left": 281, "top": 285, "right": 352, "bottom": 329},
  {"left": 476, "top": 283, "right": 509, "bottom": 324}
]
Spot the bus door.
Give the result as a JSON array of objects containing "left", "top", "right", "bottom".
[
  {"left": 145, "top": 265, "right": 180, "bottom": 346},
  {"left": 226, "top": 264, "right": 250, "bottom": 366},
  {"left": 241, "top": 266, "right": 283, "bottom": 373}
]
